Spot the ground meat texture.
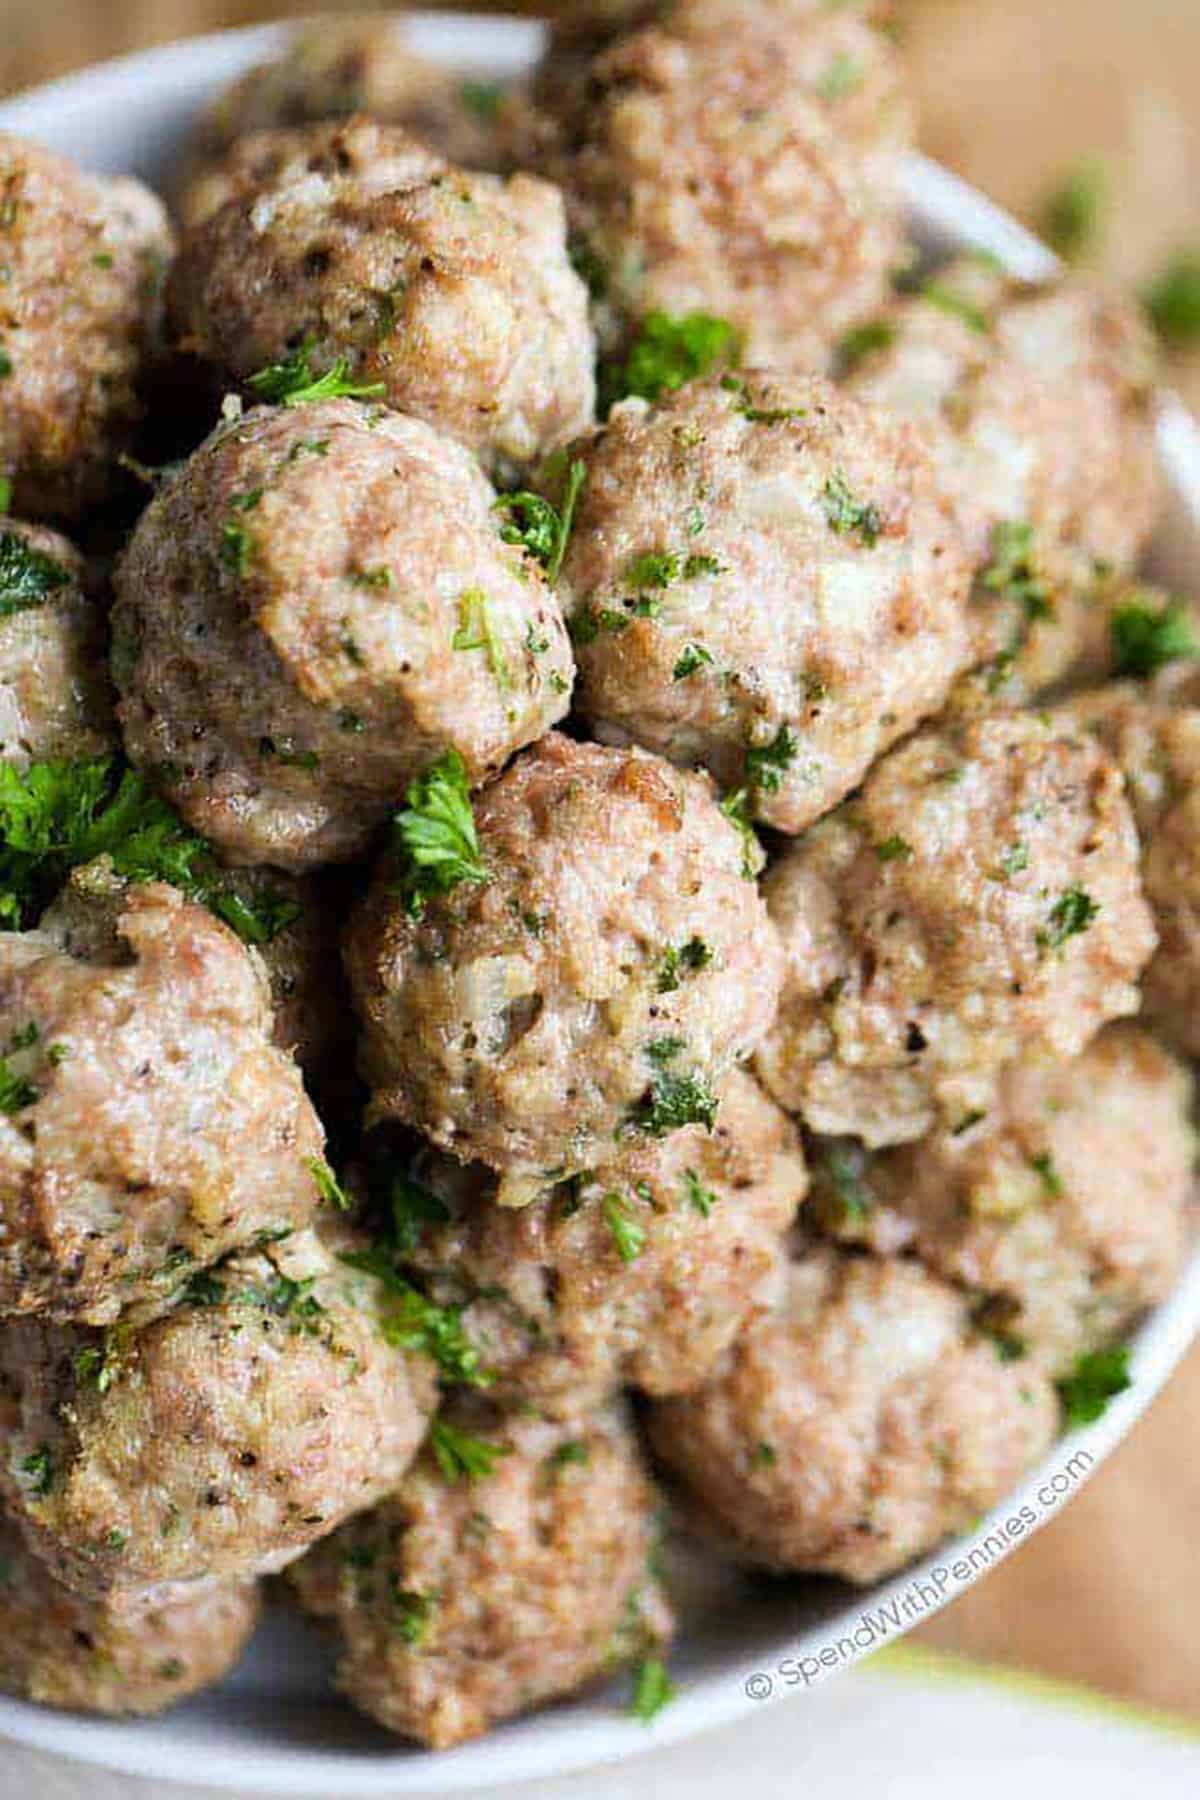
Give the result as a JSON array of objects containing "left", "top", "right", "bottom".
[
  {"left": 0, "top": 134, "right": 172, "bottom": 523},
  {"left": 841, "top": 260, "right": 1161, "bottom": 575},
  {"left": 112, "top": 399, "right": 573, "bottom": 871},
  {"left": 0, "top": 1226, "right": 437, "bottom": 1607},
  {"left": 1055, "top": 680, "right": 1200, "bottom": 1056},
  {"left": 548, "top": 4, "right": 910, "bottom": 370},
  {"left": 0, "top": 519, "right": 113, "bottom": 767},
  {"left": 397, "top": 1068, "right": 806, "bottom": 1413},
  {"left": 561, "top": 374, "right": 975, "bottom": 832},
  {"left": 177, "top": 15, "right": 513, "bottom": 227},
  {"left": 167, "top": 118, "right": 595, "bottom": 474},
  {"left": 810, "top": 1027, "right": 1194, "bottom": 1378},
  {"left": 0, "top": 1519, "right": 259, "bottom": 1715},
  {"left": 346, "top": 733, "right": 783, "bottom": 1195},
  {"left": 289, "top": 1401, "right": 673, "bottom": 1749},
  {"left": 755, "top": 711, "right": 1155, "bottom": 1147},
  {"left": 0, "top": 881, "right": 325, "bottom": 1324},
  {"left": 645, "top": 1246, "right": 1059, "bottom": 1584},
  {"left": 37, "top": 857, "right": 343, "bottom": 1086}
]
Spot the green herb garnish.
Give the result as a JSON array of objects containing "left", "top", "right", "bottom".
[
  {"left": 1110, "top": 596, "right": 1198, "bottom": 677},
  {"left": 822, "top": 471, "right": 883, "bottom": 547},
  {"left": 630, "top": 1656, "right": 676, "bottom": 1723},
  {"left": 430, "top": 1417, "right": 510, "bottom": 1483},
  {"left": 602, "top": 312, "right": 740, "bottom": 410},
  {"left": 246, "top": 340, "right": 386, "bottom": 407},
  {"left": 0, "top": 530, "right": 71, "bottom": 618},
  {"left": 391, "top": 750, "right": 487, "bottom": 918},
  {"left": 1037, "top": 885, "right": 1099, "bottom": 952},
  {"left": 1057, "top": 1344, "right": 1132, "bottom": 1426}
]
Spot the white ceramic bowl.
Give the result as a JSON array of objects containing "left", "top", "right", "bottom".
[{"left": 2, "top": 15, "right": 1199, "bottom": 1794}]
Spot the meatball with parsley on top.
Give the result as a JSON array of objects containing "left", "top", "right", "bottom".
[
  {"left": 168, "top": 117, "right": 595, "bottom": 474},
  {"left": 561, "top": 371, "right": 976, "bottom": 833},
  {"left": 0, "top": 518, "right": 113, "bottom": 769},
  {"left": 346, "top": 732, "right": 783, "bottom": 1202},
  {"left": 756, "top": 709, "right": 1155, "bottom": 1147},
  {"left": 112, "top": 397, "right": 574, "bottom": 871}
]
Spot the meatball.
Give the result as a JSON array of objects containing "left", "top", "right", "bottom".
[
  {"left": 179, "top": 14, "right": 513, "bottom": 226},
  {"left": 346, "top": 733, "right": 783, "bottom": 1194},
  {"left": 396, "top": 1069, "right": 806, "bottom": 1413},
  {"left": 0, "top": 519, "right": 113, "bottom": 767},
  {"left": 842, "top": 259, "right": 1161, "bottom": 575},
  {"left": 113, "top": 399, "right": 573, "bottom": 871},
  {"left": 548, "top": 2, "right": 911, "bottom": 369},
  {"left": 0, "top": 881, "right": 325, "bottom": 1323},
  {"left": 167, "top": 118, "right": 595, "bottom": 473},
  {"left": 0, "top": 1519, "right": 259, "bottom": 1716},
  {"left": 37, "top": 856, "right": 345, "bottom": 1088},
  {"left": 561, "top": 373, "right": 976, "bottom": 831},
  {"left": 813, "top": 1026, "right": 1193, "bottom": 1376},
  {"left": 646, "top": 1245, "right": 1059, "bottom": 1583},
  {"left": 290, "top": 1400, "right": 673, "bottom": 1748},
  {"left": 0, "top": 1225, "right": 437, "bottom": 1606},
  {"left": 0, "top": 134, "right": 172, "bottom": 522},
  {"left": 1055, "top": 678, "right": 1200, "bottom": 1056},
  {"left": 755, "top": 711, "right": 1155, "bottom": 1146}
]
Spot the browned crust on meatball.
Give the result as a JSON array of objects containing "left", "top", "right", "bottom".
[
  {"left": 289, "top": 1401, "right": 673, "bottom": 1748},
  {"left": 0, "top": 1518, "right": 259, "bottom": 1716},
  {"left": 0, "top": 882, "right": 325, "bottom": 1323},
  {"left": 346, "top": 733, "right": 784, "bottom": 1185},
  {"left": 646, "top": 1246, "right": 1060, "bottom": 1583}
]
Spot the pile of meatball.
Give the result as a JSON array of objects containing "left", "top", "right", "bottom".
[{"left": 0, "top": 0, "right": 1195, "bottom": 1753}]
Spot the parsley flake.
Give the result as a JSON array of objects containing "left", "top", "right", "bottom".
[
  {"left": 1030, "top": 1152, "right": 1063, "bottom": 1197},
  {"left": 746, "top": 724, "right": 799, "bottom": 795},
  {"left": 494, "top": 459, "right": 586, "bottom": 583},
  {"left": 602, "top": 1191, "right": 647, "bottom": 1263},
  {"left": 391, "top": 750, "right": 487, "bottom": 918},
  {"left": 1110, "top": 596, "right": 1198, "bottom": 677},
  {"left": 921, "top": 279, "right": 989, "bottom": 333},
  {"left": 1037, "top": 885, "right": 1099, "bottom": 953},
  {"left": 815, "top": 52, "right": 862, "bottom": 101},
  {"left": 452, "top": 589, "right": 511, "bottom": 692},
  {"left": 672, "top": 643, "right": 714, "bottom": 681},
  {"left": 980, "top": 522, "right": 1052, "bottom": 622},
  {"left": 1039, "top": 161, "right": 1108, "bottom": 262},
  {"left": 631, "top": 1657, "right": 676, "bottom": 1723},
  {"left": 836, "top": 319, "right": 896, "bottom": 373},
  {"left": 601, "top": 311, "right": 740, "bottom": 409},
  {"left": 1143, "top": 252, "right": 1200, "bottom": 350},
  {"left": 0, "top": 531, "right": 71, "bottom": 618},
  {"left": 822, "top": 471, "right": 883, "bottom": 547},
  {"left": 875, "top": 834, "right": 913, "bottom": 863},
  {"left": 1057, "top": 1344, "right": 1132, "bottom": 1426},
  {"left": 20, "top": 1445, "right": 52, "bottom": 1496},
  {"left": 430, "top": 1417, "right": 510, "bottom": 1483},
  {"left": 246, "top": 340, "right": 386, "bottom": 407},
  {"left": 656, "top": 936, "right": 712, "bottom": 993},
  {"left": 682, "top": 1168, "right": 717, "bottom": 1217},
  {"left": 306, "top": 1158, "right": 353, "bottom": 1212}
]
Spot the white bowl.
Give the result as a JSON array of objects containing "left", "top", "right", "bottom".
[{"left": 2, "top": 14, "right": 1199, "bottom": 1795}]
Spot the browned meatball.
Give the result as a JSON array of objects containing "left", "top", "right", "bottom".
[
  {"left": 1054, "top": 678, "right": 1200, "bottom": 1056},
  {"left": 0, "top": 882, "right": 325, "bottom": 1324},
  {"left": 113, "top": 399, "right": 573, "bottom": 871},
  {"left": 561, "top": 373, "right": 975, "bottom": 832},
  {"left": 0, "top": 519, "right": 113, "bottom": 767},
  {"left": 755, "top": 711, "right": 1156, "bottom": 1146},
  {"left": 37, "top": 857, "right": 344, "bottom": 1088},
  {"left": 812, "top": 1026, "right": 1194, "bottom": 1376},
  {"left": 0, "top": 1226, "right": 437, "bottom": 1607},
  {"left": 289, "top": 1400, "right": 673, "bottom": 1748},
  {"left": 0, "top": 1518, "right": 259, "bottom": 1716},
  {"left": 0, "top": 134, "right": 172, "bottom": 522},
  {"left": 347, "top": 734, "right": 783, "bottom": 1197},
  {"left": 395, "top": 1068, "right": 806, "bottom": 1413},
  {"left": 178, "top": 14, "right": 513, "bottom": 226},
  {"left": 548, "top": 2, "right": 911, "bottom": 369},
  {"left": 842, "top": 259, "right": 1162, "bottom": 575},
  {"left": 646, "top": 1245, "right": 1060, "bottom": 1583},
  {"left": 168, "top": 118, "right": 595, "bottom": 473}
]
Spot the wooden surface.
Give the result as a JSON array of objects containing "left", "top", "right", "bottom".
[{"left": 0, "top": 0, "right": 1197, "bottom": 1734}]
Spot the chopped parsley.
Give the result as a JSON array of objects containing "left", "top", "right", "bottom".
[
  {"left": 246, "top": 339, "right": 386, "bottom": 407},
  {"left": 0, "top": 755, "right": 298, "bottom": 944},
  {"left": 452, "top": 589, "right": 511, "bottom": 691},
  {"left": 996, "top": 842, "right": 1029, "bottom": 880},
  {"left": 682, "top": 1168, "right": 717, "bottom": 1218},
  {"left": 390, "top": 1583, "right": 435, "bottom": 1647},
  {"left": 306, "top": 1158, "right": 353, "bottom": 1212},
  {"left": 921, "top": 278, "right": 989, "bottom": 334},
  {"left": 493, "top": 459, "right": 586, "bottom": 583},
  {"left": 815, "top": 52, "right": 862, "bottom": 101},
  {"left": 1039, "top": 161, "right": 1108, "bottom": 262},
  {"left": 627, "top": 549, "right": 682, "bottom": 591},
  {"left": 459, "top": 78, "right": 506, "bottom": 121},
  {"left": 0, "top": 530, "right": 71, "bottom": 617},
  {"left": 601, "top": 311, "right": 740, "bottom": 409},
  {"left": 0, "top": 477, "right": 11, "bottom": 513},
  {"left": 629, "top": 1062, "right": 719, "bottom": 1139},
  {"left": 836, "top": 319, "right": 896, "bottom": 373},
  {"left": 656, "top": 936, "right": 712, "bottom": 993},
  {"left": 720, "top": 788, "right": 763, "bottom": 879},
  {"left": 822, "top": 1143, "right": 872, "bottom": 1226},
  {"left": 0, "top": 346, "right": 11, "bottom": 379},
  {"left": 1057, "top": 1344, "right": 1132, "bottom": 1426},
  {"left": 391, "top": 750, "right": 487, "bottom": 918},
  {"left": 339, "top": 1246, "right": 489, "bottom": 1386},
  {"left": 429, "top": 1417, "right": 510, "bottom": 1483},
  {"left": 73, "top": 1339, "right": 121, "bottom": 1393},
  {"left": 1143, "top": 252, "right": 1200, "bottom": 350},
  {"left": 1110, "top": 596, "right": 1198, "bottom": 677},
  {"left": 1029, "top": 1152, "right": 1063, "bottom": 1197},
  {"left": 349, "top": 563, "right": 393, "bottom": 591},
  {"left": 548, "top": 1439, "right": 589, "bottom": 1471},
  {"left": 0, "top": 1051, "right": 36, "bottom": 1113},
  {"left": 20, "top": 1445, "right": 52, "bottom": 1496},
  {"left": 1037, "top": 885, "right": 1099, "bottom": 953},
  {"left": 389, "top": 1172, "right": 451, "bottom": 1255},
  {"left": 720, "top": 374, "right": 806, "bottom": 424},
  {"left": 602, "top": 1191, "right": 647, "bottom": 1263},
  {"left": 630, "top": 1656, "right": 676, "bottom": 1723},
  {"left": 746, "top": 724, "right": 799, "bottom": 795},
  {"left": 672, "top": 643, "right": 714, "bottom": 681},
  {"left": 875, "top": 834, "right": 913, "bottom": 863},
  {"left": 979, "top": 522, "right": 1052, "bottom": 622},
  {"left": 821, "top": 471, "right": 883, "bottom": 547}
]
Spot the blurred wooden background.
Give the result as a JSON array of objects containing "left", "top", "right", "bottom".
[{"left": 0, "top": 0, "right": 1198, "bottom": 1725}]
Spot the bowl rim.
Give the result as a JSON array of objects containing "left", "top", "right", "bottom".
[{"left": 1, "top": 13, "right": 1199, "bottom": 1795}]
